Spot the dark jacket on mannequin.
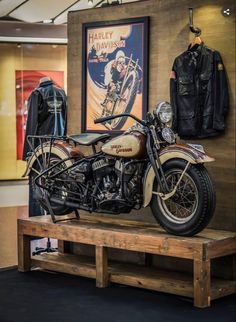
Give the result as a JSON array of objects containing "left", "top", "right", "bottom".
[
  {"left": 22, "top": 79, "right": 67, "bottom": 160},
  {"left": 170, "top": 43, "right": 229, "bottom": 139}
]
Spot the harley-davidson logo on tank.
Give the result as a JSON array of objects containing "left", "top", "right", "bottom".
[
  {"left": 82, "top": 17, "right": 149, "bottom": 133},
  {"left": 102, "top": 132, "right": 146, "bottom": 158}
]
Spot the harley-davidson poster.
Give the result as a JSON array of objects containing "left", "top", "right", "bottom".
[{"left": 82, "top": 17, "right": 149, "bottom": 133}]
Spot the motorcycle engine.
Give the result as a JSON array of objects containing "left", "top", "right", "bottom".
[
  {"left": 92, "top": 157, "right": 139, "bottom": 213},
  {"left": 68, "top": 160, "right": 91, "bottom": 183}
]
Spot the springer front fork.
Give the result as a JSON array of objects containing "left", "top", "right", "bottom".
[
  {"left": 147, "top": 127, "right": 191, "bottom": 201},
  {"left": 152, "top": 161, "right": 191, "bottom": 201}
]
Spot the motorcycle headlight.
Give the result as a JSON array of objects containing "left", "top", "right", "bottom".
[
  {"left": 155, "top": 101, "right": 173, "bottom": 124},
  {"left": 161, "top": 127, "right": 175, "bottom": 144}
]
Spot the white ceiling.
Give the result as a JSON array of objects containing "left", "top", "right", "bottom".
[{"left": 0, "top": 0, "right": 141, "bottom": 25}]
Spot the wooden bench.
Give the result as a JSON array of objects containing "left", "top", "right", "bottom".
[{"left": 17, "top": 214, "right": 236, "bottom": 308}]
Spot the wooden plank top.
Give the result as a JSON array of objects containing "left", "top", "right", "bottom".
[{"left": 18, "top": 214, "right": 236, "bottom": 260}]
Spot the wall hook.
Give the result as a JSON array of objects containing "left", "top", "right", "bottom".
[{"left": 189, "top": 8, "right": 201, "bottom": 36}]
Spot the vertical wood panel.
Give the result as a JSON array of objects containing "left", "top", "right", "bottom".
[
  {"left": 194, "top": 259, "right": 211, "bottom": 308},
  {"left": 96, "top": 246, "right": 109, "bottom": 287},
  {"left": 17, "top": 221, "right": 31, "bottom": 272},
  {"left": 67, "top": 0, "right": 236, "bottom": 231}
]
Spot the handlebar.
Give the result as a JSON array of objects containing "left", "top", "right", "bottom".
[{"left": 94, "top": 113, "right": 146, "bottom": 126}]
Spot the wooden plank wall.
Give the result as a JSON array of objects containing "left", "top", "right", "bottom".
[{"left": 67, "top": 0, "right": 236, "bottom": 231}]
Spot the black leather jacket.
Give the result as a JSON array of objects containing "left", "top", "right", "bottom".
[
  {"left": 170, "top": 43, "right": 229, "bottom": 139},
  {"left": 23, "top": 80, "right": 67, "bottom": 160}
]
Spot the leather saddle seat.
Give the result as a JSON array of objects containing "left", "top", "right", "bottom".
[{"left": 69, "top": 133, "right": 110, "bottom": 146}]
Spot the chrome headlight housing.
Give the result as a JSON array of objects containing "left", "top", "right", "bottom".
[
  {"left": 161, "top": 128, "right": 175, "bottom": 144},
  {"left": 155, "top": 101, "right": 173, "bottom": 124}
]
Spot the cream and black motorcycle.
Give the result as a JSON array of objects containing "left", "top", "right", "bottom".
[{"left": 23, "top": 102, "right": 216, "bottom": 236}]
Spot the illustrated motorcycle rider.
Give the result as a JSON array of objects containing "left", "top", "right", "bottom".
[{"left": 101, "top": 50, "right": 127, "bottom": 108}]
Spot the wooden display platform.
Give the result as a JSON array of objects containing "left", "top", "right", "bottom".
[{"left": 17, "top": 214, "right": 236, "bottom": 308}]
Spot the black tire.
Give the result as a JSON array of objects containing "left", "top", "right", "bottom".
[
  {"left": 31, "top": 154, "right": 72, "bottom": 216},
  {"left": 110, "top": 70, "right": 139, "bottom": 130},
  {"left": 150, "top": 159, "right": 216, "bottom": 236}
]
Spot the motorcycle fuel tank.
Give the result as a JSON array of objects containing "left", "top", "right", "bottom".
[{"left": 102, "top": 131, "right": 146, "bottom": 158}]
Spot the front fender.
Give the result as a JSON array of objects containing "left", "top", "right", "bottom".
[
  {"left": 143, "top": 144, "right": 215, "bottom": 207},
  {"left": 22, "top": 144, "right": 74, "bottom": 177}
]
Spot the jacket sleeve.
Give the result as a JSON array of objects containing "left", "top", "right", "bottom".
[
  {"left": 63, "top": 93, "right": 68, "bottom": 136},
  {"left": 170, "top": 59, "right": 178, "bottom": 132},
  {"left": 22, "top": 90, "right": 41, "bottom": 160},
  {"left": 64, "top": 101, "right": 68, "bottom": 135},
  {"left": 213, "top": 51, "right": 229, "bottom": 131}
]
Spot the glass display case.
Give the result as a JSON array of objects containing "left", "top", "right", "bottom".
[{"left": 0, "top": 43, "right": 67, "bottom": 180}]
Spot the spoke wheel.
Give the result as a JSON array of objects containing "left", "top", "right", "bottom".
[
  {"left": 150, "top": 159, "right": 216, "bottom": 236},
  {"left": 157, "top": 170, "right": 198, "bottom": 224}
]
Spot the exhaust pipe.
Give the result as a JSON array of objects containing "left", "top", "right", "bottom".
[
  {"left": 50, "top": 197, "right": 90, "bottom": 212},
  {"left": 50, "top": 197, "right": 80, "bottom": 209}
]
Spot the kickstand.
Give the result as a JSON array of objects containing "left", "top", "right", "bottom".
[
  {"left": 44, "top": 194, "right": 80, "bottom": 223},
  {"left": 32, "top": 237, "right": 57, "bottom": 256},
  {"left": 32, "top": 199, "right": 80, "bottom": 256}
]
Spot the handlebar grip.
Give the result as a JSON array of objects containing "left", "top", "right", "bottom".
[{"left": 94, "top": 116, "right": 111, "bottom": 124}]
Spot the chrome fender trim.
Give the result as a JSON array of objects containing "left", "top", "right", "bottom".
[{"left": 143, "top": 144, "right": 215, "bottom": 207}]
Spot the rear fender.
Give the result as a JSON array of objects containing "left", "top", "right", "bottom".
[
  {"left": 143, "top": 144, "right": 215, "bottom": 207},
  {"left": 22, "top": 142, "right": 78, "bottom": 177}
]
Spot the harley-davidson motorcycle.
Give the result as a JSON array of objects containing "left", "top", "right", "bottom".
[{"left": 23, "top": 102, "right": 216, "bottom": 236}]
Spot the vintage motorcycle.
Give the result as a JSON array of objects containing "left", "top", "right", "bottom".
[
  {"left": 99, "top": 54, "right": 142, "bottom": 130},
  {"left": 23, "top": 102, "right": 216, "bottom": 236}
]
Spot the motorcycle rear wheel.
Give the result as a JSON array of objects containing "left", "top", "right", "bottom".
[
  {"left": 30, "top": 154, "right": 72, "bottom": 216},
  {"left": 150, "top": 159, "right": 216, "bottom": 236}
]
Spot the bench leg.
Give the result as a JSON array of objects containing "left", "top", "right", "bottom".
[
  {"left": 193, "top": 259, "right": 211, "bottom": 308},
  {"left": 96, "top": 246, "right": 109, "bottom": 288},
  {"left": 58, "top": 240, "right": 71, "bottom": 253},
  {"left": 18, "top": 233, "right": 31, "bottom": 272}
]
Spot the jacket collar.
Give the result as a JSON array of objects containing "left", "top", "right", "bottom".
[
  {"left": 187, "top": 43, "right": 204, "bottom": 55},
  {"left": 39, "top": 80, "right": 54, "bottom": 87}
]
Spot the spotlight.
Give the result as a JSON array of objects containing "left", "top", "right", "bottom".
[
  {"left": 88, "top": 0, "right": 93, "bottom": 7},
  {"left": 221, "top": 7, "right": 232, "bottom": 17}
]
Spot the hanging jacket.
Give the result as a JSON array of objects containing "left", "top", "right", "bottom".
[
  {"left": 22, "top": 80, "right": 67, "bottom": 160},
  {"left": 170, "top": 43, "right": 229, "bottom": 139}
]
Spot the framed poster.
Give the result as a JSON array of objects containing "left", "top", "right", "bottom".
[{"left": 82, "top": 16, "right": 149, "bottom": 133}]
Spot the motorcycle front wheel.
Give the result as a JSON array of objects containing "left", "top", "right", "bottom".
[
  {"left": 150, "top": 159, "right": 216, "bottom": 236},
  {"left": 30, "top": 153, "right": 72, "bottom": 216}
]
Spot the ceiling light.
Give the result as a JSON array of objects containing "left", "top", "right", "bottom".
[
  {"left": 88, "top": 0, "right": 93, "bottom": 7},
  {"left": 43, "top": 19, "right": 53, "bottom": 24},
  {"left": 221, "top": 7, "right": 232, "bottom": 17}
]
